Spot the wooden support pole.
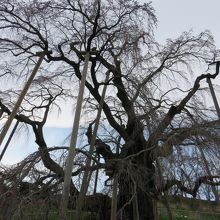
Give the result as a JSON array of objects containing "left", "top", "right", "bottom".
[
  {"left": 203, "top": 62, "right": 220, "bottom": 202},
  {"left": 93, "top": 155, "right": 100, "bottom": 195},
  {"left": 153, "top": 199, "right": 159, "bottom": 220},
  {"left": 207, "top": 77, "right": 220, "bottom": 119},
  {"left": 0, "top": 120, "right": 19, "bottom": 162},
  {"left": 196, "top": 137, "right": 219, "bottom": 203},
  {"left": 59, "top": 52, "right": 90, "bottom": 220},
  {"left": 156, "top": 158, "right": 173, "bottom": 220},
  {"left": 75, "top": 72, "right": 110, "bottom": 220},
  {"left": 132, "top": 189, "right": 140, "bottom": 220},
  {"left": 111, "top": 136, "right": 120, "bottom": 220},
  {"left": 0, "top": 51, "right": 48, "bottom": 147},
  {"left": 0, "top": 109, "right": 3, "bottom": 118},
  {"left": 111, "top": 174, "right": 118, "bottom": 220}
]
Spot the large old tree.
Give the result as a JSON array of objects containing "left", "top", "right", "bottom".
[{"left": 1, "top": 0, "right": 220, "bottom": 219}]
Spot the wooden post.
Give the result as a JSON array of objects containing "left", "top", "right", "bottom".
[
  {"left": 156, "top": 158, "right": 173, "bottom": 220},
  {"left": 0, "top": 109, "right": 3, "bottom": 118},
  {"left": 0, "top": 51, "right": 48, "bottom": 146},
  {"left": 153, "top": 199, "right": 159, "bottom": 220},
  {"left": 197, "top": 137, "right": 219, "bottom": 203},
  {"left": 111, "top": 174, "right": 118, "bottom": 220},
  {"left": 93, "top": 155, "right": 100, "bottom": 195},
  {"left": 203, "top": 62, "right": 220, "bottom": 202},
  {"left": 111, "top": 136, "right": 120, "bottom": 220},
  {"left": 0, "top": 120, "right": 19, "bottom": 161},
  {"left": 75, "top": 72, "right": 110, "bottom": 220},
  {"left": 132, "top": 189, "right": 140, "bottom": 220},
  {"left": 59, "top": 52, "right": 90, "bottom": 220},
  {"left": 207, "top": 77, "right": 220, "bottom": 119}
]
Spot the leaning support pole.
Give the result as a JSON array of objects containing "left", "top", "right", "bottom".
[
  {"left": 111, "top": 136, "right": 120, "bottom": 220},
  {"left": 197, "top": 139, "right": 219, "bottom": 203},
  {"left": 111, "top": 174, "right": 118, "bottom": 220},
  {"left": 0, "top": 109, "right": 3, "bottom": 118},
  {"left": 0, "top": 51, "right": 48, "bottom": 146},
  {"left": 59, "top": 52, "right": 90, "bottom": 220},
  {"left": 207, "top": 61, "right": 220, "bottom": 118},
  {"left": 156, "top": 158, "right": 173, "bottom": 220},
  {"left": 205, "top": 64, "right": 220, "bottom": 201},
  {"left": 93, "top": 154, "right": 100, "bottom": 195},
  {"left": 75, "top": 72, "right": 110, "bottom": 220},
  {"left": 0, "top": 120, "right": 19, "bottom": 162},
  {"left": 207, "top": 77, "right": 220, "bottom": 119}
]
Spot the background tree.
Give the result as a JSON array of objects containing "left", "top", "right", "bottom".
[{"left": 1, "top": 0, "right": 220, "bottom": 219}]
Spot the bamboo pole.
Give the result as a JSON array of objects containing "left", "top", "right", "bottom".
[
  {"left": 0, "top": 51, "right": 48, "bottom": 147},
  {"left": 59, "top": 52, "right": 90, "bottom": 220},
  {"left": 75, "top": 72, "right": 110, "bottom": 220},
  {"left": 0, "top": 120, "right": 19, "bottom": 161}
]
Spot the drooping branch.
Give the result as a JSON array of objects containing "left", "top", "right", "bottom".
[
  {"left": 161, "top": 175, "right": 220, "bottom": 198},
  {"left": 147, "top": 68, "right": 220, "bottom": 151}
]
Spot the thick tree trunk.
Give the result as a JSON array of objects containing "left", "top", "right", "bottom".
[
  {"left": 137, "top": 189, "right": 154, "bottom": 220},
  {"left": 118, "top": 171, "right": 155, "bottom": 220}
]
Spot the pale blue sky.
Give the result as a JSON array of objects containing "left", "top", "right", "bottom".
[{"left": 1, "top": 126, "right": 72, "bottom": 165}]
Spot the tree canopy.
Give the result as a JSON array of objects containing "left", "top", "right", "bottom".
[{"left": 0, "top": 1, "right": 220, "bottom": 219}]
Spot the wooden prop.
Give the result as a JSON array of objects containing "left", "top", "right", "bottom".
[
  {"left": 207, "top": 77, "right": 220, "bottom": 119},
  {"left": 59, "top": 52, "right": 90, "bottom": 220},
  {"left": 0, "top": 120, "right": 19, "bottom": 161},
  {"left": 0, "top": 51, "right": 50, "bottom": 146},
  {"left": 111, "top": 174, "right": 118, "bottom": 220},
  {"left": 75, "top": 72, "right": 110, "bottom": 220}
]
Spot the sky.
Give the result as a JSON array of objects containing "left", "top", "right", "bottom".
[
  {"left": 152, "top": 0, "right": 220, "bottom": 48},
  {"left": 1, "top": 0, "right": 220, "bottom": 165}
]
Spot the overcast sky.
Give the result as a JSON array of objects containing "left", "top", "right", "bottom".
[
  {"left": 152, "top": 0, "right": 220, "bottom": 48},
  {"left": 1, "top": 0, "right": 220, "bottom": 165}
]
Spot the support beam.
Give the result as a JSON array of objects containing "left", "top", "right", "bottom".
[
  {"left": 0, "top": 51, "right": 49, "bottom": 146},
  {"left": 75, "top": 72, "right": 110, "bottom": 220},
  {"left": 207, "top": 77, "right": 220, "bottom": 119},
  {"left": 93, "top": 154, "right": 100, "bottom": 195},
  {"left": 0, "top": 109, "right": 3, "bottom": 118},
  {"left": 111, "top": 136, "right": 120, "bottom": 220},
  {"left": 0, "top": 120, "right": 19, "bottom": 162},
  {"left": 196, "top": 137, "right": 219, "bottom": 203},
  {"left": 59, "top": 52, "right": 90, "bottom": 220},
  {"left": 111, "top": 174, "right": 118, "bottom": 220},
  {"left": 156, "top": 158, "right": 173, "bottom": 220}
]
